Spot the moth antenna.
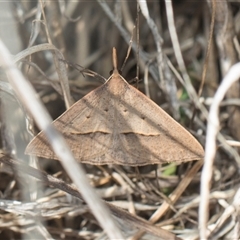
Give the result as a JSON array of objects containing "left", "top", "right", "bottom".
[{"left": 112, "top": 47, "right": 118, "bottom": 70}]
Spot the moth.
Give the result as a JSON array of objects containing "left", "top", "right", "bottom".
[{"left": 25, "top": 48, "right": 204, "bottom": 166}]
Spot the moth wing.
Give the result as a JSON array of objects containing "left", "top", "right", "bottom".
[
  {"left": 113, "top": 84, "right": 204, "bottom": 165},
  {"left": 25, "top": 84, "right": 114, "bottom": 162}
]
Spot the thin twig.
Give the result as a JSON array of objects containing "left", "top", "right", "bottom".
[
  {"left": 191, "top": 0, "right": 216, "bottom": 124},
  {"left": 138, "top": 0, "right": 179, "bottom": 119},
  {"left": 199, "top": 62, "right": 240, "bottom": 239},
  {"left": 40, "top": 0, "right": 72, "bottom": 108}
]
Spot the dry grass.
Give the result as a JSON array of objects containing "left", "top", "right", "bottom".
[{"left": 0, "top": 1, "right": 240, "bottom": 239}]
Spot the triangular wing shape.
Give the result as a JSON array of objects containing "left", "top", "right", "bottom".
[{"left": 25, "top": 71, "right": 204, "bottom": 166}]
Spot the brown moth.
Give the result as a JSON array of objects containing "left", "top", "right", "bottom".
[{"left": 25, "top": 48, "right": 204, "bottom": 166}]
